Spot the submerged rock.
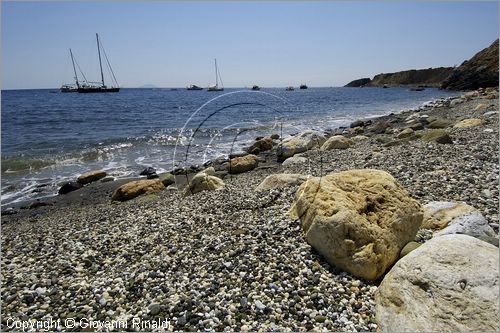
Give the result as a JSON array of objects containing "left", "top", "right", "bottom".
[
  {"left": 290, "top": 169, "right": 423, "bottom": 280},
  {"left": 375, "top": 234, "right": 499, "bottom": 332}
]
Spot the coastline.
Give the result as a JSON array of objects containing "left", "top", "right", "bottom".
[
  {"left": 1, "top": 87, "right": 459, "bottom": 210},
  {"left": 1, "top": 89, "right": 498, "bottom": 331}
]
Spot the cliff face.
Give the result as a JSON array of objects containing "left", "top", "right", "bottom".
[
  {"left": 367, "top": 67, "right": 454, "bottom": 87},
  {"left": 441, "top": 39, "right": 499, "bottom": 91}
]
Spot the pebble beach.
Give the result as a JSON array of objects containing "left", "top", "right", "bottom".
[{"left": 1, "top": 90, "right": 498, "bottom": 332}]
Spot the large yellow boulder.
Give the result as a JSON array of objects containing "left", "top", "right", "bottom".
[
  {"left": 290, "top": 169, "right": 423, "bottom": 280},
  {"left": 111, "top": 179, "right": 165, "bottom": 202}
]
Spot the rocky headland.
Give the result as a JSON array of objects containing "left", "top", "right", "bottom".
[
  {"left": 1, "top": 88, "right": 499, "bottom": 332},
  {"left": 442, "top": 39, "right": 499, "bottom": 90},
  {"left": 345, "top": 39, "right": 499, "bottom": 90}
]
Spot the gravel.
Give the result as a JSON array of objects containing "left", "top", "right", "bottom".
[{"left": 1, "top": 92, "right": 497, "bottom": 332}]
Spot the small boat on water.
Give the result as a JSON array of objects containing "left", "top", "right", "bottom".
[
  {"left": 60, "top": 84, "right": 78, "bottom": 93},
  {"left": 186, "top": 84, "right": 203, "bottom": 90},
  {"left": 251, "top": 85, "right": 260, "bottom": 91},
  {"left": 77, "top": 33, "right": 120, "bottom": 93},
  {"left": 286, "top": 86, "right": 294, "bottom": 91},
  {"left": 207, "top": 58, "right": 224, "bottom": 91},
  {"left": 60, "top": 49, "right": 80, "bottom": 93},
  {"left": 299, "top": 84, "right": 308, "bottom": 89}
]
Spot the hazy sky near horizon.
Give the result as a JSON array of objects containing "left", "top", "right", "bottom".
[{"left": 2, "top": 1, "right": 498, "bottom": 89}]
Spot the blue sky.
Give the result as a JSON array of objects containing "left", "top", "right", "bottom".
[{"left": 2, "top": 1, "right": 498, "bottom": 89}]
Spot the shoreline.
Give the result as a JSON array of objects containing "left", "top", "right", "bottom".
[
  {"left": 1, "top": 88, "right": 498, "bottom": 331},
  {"left": 1, "top": 88, "right": 459, "bottom": 212}
]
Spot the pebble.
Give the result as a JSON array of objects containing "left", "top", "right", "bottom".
[
  {"left": 254, "top": 300, "right": 265, "bottom": 311},
  {"left": 148, "top": 303, "right": 161, "bottom": 315}
]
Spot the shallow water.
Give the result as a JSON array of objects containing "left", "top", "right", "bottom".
[{"left": 1, "top": 87, "right": 458, "bottom": 205}]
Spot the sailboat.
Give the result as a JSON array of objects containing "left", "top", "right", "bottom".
[
  {"left": 60, "top": 49, "right": 79, "bottom": 92},
  {"left": 186, "top": 84, "right": 203, "bottom": 90},
  {"left": 78, "top": 33, "right": 120, "bottom": 93},
  {"left": 207, "top": 58, "right": 224, "bottom": 91}
]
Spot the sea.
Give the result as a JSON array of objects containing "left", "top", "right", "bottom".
[{"left": 1, "top": 87, "right": 459, "bottom": 206}]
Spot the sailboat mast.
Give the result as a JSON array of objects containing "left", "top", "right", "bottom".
[
  {"left": 69, "top": 48, "right": 79, "bottom": 88},
  {"left": 96, "top": 33, "right": 105, "bottom": 87},
  {"left": 215, "top": 58, "right": 218, "bottom": 87}
]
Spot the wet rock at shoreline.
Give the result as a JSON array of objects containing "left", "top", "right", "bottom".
[
  {"left": 247, "top": 137, "right": 273, "bottom": 155},
  {"left": 228, "top": 155, "right": 259, "bottom": 174},
  {"left": 375, "top": 234, "right": 499, "bottom": 332},
  {"left": 58, "top": 181, "right": 83, "bottom": 195},
  {"left": 140, "top": 167, "right": 157, "bottom": 177},
  {"left": 111, "top": 179, "right": 165, "bottom": 202},
  {"left": 350, "top": 120, "right": 365, "bottom": 128},
  {"left": 290, "top": 169, "right": 423, "bottom": 280},
  {"left": 77, "top": 170, "right": 107, "bottom": 185},
  {"left": 100, "top": 176, "right": 115, "bottom": 183}
]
